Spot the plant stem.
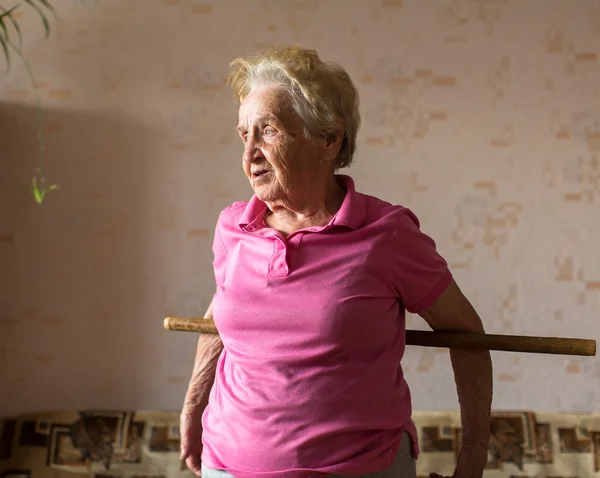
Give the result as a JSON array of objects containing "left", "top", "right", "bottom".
[{"left": 5, "top": 35, "right": 57, "bottom": 203}]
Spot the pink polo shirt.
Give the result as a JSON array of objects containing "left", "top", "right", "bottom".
[{"left": 202, "top": 175, "right": 452, "bottom": 478}]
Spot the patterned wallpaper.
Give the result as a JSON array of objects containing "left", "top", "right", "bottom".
[{"left": 0, "top": 0, "right": 599, "bottom": 417}]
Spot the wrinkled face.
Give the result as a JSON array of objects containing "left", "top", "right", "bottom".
[{"left": 236, "top": 85, "right": 334, "bottom": 205}]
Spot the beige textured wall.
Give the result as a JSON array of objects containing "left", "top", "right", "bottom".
[{"left": 1, "top": 0, "right": 599, "bottom": 417}]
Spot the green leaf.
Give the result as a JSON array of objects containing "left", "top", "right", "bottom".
[
  {"left": 0, "top": 5, "right": 23, "bottom": 50},
  {"left": 32, "top": 177, "right": 43, "bottom": 204},
  {"left": 36, "top": 0, "right": 58, "bottom": 32},
  {"left": 0, "top": 14, "right": 10, "bottom": 43},
  {"left": 32, "top": 175, "right": 58, "bottom": 204},
  {"left": 23, "top": 0, "right": 51, "bottom": 38},
  {"left": 36, "top": 0, "right": 56, "bottom": 16},
  {"left": 0, "top": 30, "right": 10, "bottom": 71},
  {"left": 0, "top": 4, "right": 19, "bottom": 21}
]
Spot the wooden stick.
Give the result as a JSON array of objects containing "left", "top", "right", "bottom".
[{"left": 164, "top": 317, "right": 596, "bottom": 357}]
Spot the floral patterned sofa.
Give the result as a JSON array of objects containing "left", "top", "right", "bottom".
[{"left": 1, "top": 410, "right": 599, "bottom": 477}]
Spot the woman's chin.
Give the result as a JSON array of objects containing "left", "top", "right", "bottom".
[{"left": 252, "top": 184, "right": 278, "bottom": 202}]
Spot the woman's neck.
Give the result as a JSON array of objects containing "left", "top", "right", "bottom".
[{"left": 264, "top": 175, "right": 346, "bottom": 237}]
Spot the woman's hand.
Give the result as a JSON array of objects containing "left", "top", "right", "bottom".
[
  {"left": 430, "top": 440, "right": 488, "bottom": 478},
  {"left": 180, "top": 406, "right": 204, "bottom": 476}
]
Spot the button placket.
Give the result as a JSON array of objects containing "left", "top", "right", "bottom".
[{"left": 268, "top": 237, "right": 289, "bottom": 277}]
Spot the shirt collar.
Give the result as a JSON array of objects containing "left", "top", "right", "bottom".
[
  {"left": 238, "top": 174, "right": 366, "bottom": 232},
  {"left": 328, "top": 175, "right": 365, "bottom": 230}
]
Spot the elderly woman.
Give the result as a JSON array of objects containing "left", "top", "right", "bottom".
[{"left": 180, "top": 46, "right": 492, "bottom": 478}]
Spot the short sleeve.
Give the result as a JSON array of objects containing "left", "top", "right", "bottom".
[
  {"left": 212, "top": 209, "right": 229, "bottom": 288},
  {"left": 392, "top": 209, "right": 453, "bottom": 314}
]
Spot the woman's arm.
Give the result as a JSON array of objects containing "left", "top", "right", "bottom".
[
  {"left": 419, "top": 279, "right": 492, "bottom": 477},
  {"left": 183, "top": 300, "right": 224, "bottom": 411},
  {"left": 180, "top": 300, "right": 224, "bottom": 474}
]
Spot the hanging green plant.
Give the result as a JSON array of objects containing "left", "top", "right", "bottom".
[{"left": 0, "top": 0, "right": 58, "bottom": 204}]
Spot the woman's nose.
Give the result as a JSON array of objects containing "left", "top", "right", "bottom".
[{"left": 243, "top": 139, "right": 261, "bottom": 164}]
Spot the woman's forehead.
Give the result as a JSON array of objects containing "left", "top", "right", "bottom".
[{"left": 238, "top": 87, "right": 297, "bottom": 126}]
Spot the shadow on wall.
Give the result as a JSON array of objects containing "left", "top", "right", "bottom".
[{"left": 0, "top": 101, "right": 158, "bottom": 416}]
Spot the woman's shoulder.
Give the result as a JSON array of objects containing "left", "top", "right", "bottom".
[
  {"left": 215, "top": 201, "right": 249, "bottom": 226},
  {"left": 358, "top": 191, "right": 420, "bottom": 229},
  {"left": 221, "top": 200, "right": 249, "bottom": 215}
]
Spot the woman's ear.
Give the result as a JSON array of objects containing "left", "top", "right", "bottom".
[{"left": 324, "top": 126, "right": 344, "bottom": 162}]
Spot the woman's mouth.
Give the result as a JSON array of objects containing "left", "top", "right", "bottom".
[{"left": 252, "top": 170, "right": 271, "bottom": 179}]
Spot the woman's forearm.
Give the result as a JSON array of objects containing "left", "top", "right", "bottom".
[
  {"left": 450, "top": 347, "right": 493, "bottom": 446},
  {"left": 419, "top": 280, "right": 493, "bottom": 448},
  {"left": 183, "top": 333, "right": 224, "bottom": 411}
]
